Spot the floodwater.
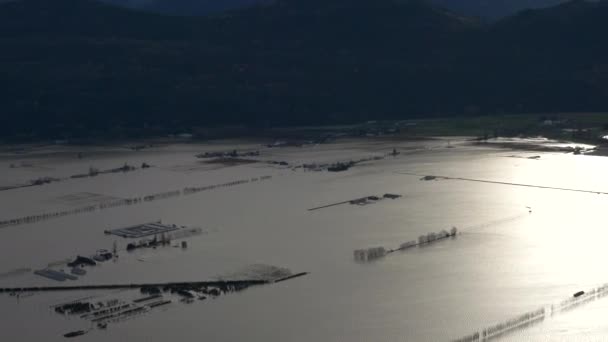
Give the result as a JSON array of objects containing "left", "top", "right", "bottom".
[{"left": 1, "top": 138, "right": 608, "bottom": 341}]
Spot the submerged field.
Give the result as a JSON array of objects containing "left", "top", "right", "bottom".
[{"left": 1, "top": 137, "right": 608, "bottom": 341}]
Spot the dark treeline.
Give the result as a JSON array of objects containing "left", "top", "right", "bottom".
[{"left": 1, "top": 0, "right": 608, "bottom": 140}]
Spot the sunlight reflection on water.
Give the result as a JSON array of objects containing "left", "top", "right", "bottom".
[{"left": 1, "top": 140, "right": 608, "bottom": 341}]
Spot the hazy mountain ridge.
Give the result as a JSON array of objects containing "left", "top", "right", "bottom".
[
  {"left": 432, "top": 0, "right": 567, "bottom": 19},
  {"left": 0, "top": 0, "right": 573, "bottom": 18},
  {"left": 99, "top": 0, "right": 570, "bottom": 19}
]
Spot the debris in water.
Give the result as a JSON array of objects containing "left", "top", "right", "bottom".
[{"left": 63, "top": 330, "right": 87, "bottom": 338}]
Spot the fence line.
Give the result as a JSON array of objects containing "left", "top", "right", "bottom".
[
  {"left": 451, "top": 282, "right": 608, "bottom": 341},
  {"left": 0, "top": 176, "right": 273, "bottom": 229},
  {"left": 399, "top": 172, "right": 608, "bottom": 196}
]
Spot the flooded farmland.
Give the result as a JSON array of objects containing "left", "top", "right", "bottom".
[{"left": 2, "top": 137, "right": 608, "bottom": 341}]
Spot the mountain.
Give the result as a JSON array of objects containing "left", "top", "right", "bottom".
[
  {"left": 100, "top": 0, "right": 268, "bottom": 16},
  {"left": 0, "top": 0, "right": 477, "bottom": 138},
  {"left": 431, "top": 0, "right": 567, "bottom": 19},
  {"left": 94, "top": 0, "right": 569, "bottom": 19},
  {"left": 0, "top": 0, "right": 203, "bottom": 38},
  {"left": 0, "top": 0, "right": 607, "bottom": 139},
  {"left": 206, "top": 0, "right": 476, "bottom": 50},
  {"left": 477, "top": 0, "right": 608, "bottom": 112}
]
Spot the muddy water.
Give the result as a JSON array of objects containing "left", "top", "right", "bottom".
[{"left": 1, "top": 138, "right": 608, "bottom": 341}]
